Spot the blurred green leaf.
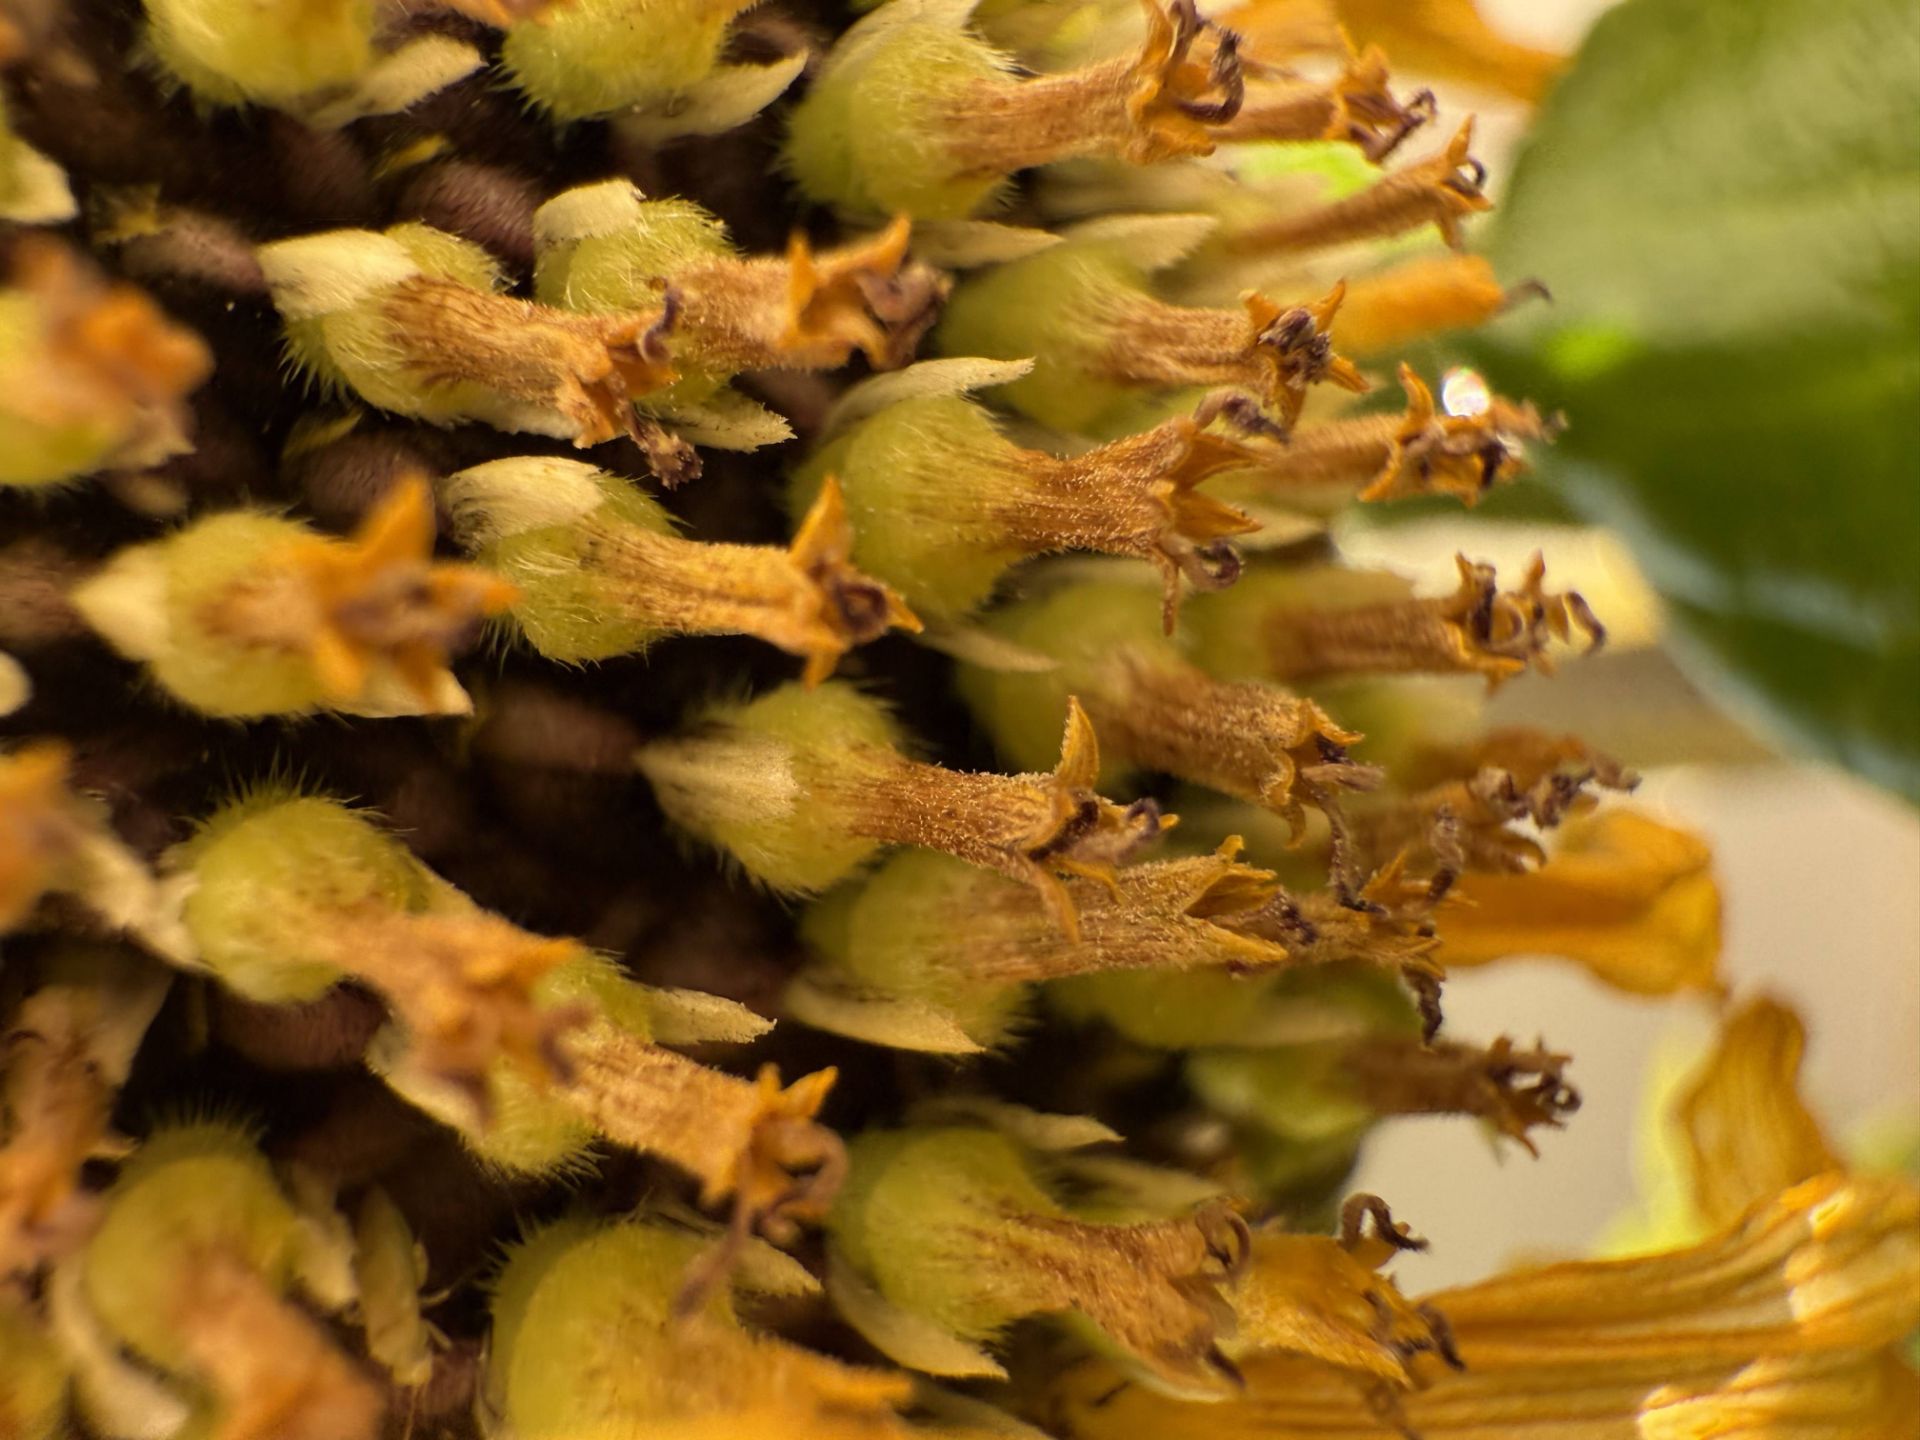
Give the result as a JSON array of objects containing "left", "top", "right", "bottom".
[{"left": 1476, "top": 0, "right": 1920, "bottom": 799}]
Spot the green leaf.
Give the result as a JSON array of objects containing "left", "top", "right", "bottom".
[{"left": 1476, "top": 0, "right": 1920, "bottom": 799}]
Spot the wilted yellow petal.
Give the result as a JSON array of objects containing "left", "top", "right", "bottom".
[
  {"left": 1219, "top": 0, "right": 1567, "bottom": 106},
  {"left": 1224, "top": 1196, "right": 1455, "bottom": 1390},
  {"left": 1438, "top": 809, "right": 1723, "bottom": 995},
  {"left": 1054, "top": 1345, "right": 1920, "bottom": 1439},
  {"left": 1330, "top": 255, "right": 1515, "bottom": 357},
  {"left": 1051, "top": 1173, "right": 1920, "bottom": 1439},
  {"left": 1329, "top": 0, "right": 1567, "bottom": 106},
  {"left": 1677, "top": 996, "right": 1840, "bottom": 1230}
]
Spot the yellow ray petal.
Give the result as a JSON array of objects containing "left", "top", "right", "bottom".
[
  {"left": 1225, "top": 1195, "right": 1455, "bottom": 1391},
  {"left": 1330, "top": 0, "right": 1566, "bottom": 106},
  {"left": 1677, "top": 996, "right": 1840, "bottom": 1229},
  {"left": 1331, "top": 254, "right": 1528, "bottom": 357},
  {"left": 1437, "top": 809, "right": 1723, "bottom": 995},
  {"left": 1051, "top": 1173, "right": 1920, "bottom": 1438}
]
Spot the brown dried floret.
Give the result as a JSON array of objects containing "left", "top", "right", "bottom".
[
  {"left": 828, "top": 1119, "right": 1251, "bottom": 1396},
  {"left": 259, "top": 225, "right": 696, "bottom": 481},
  {"left": 669, "top": 216, "right": 948, "bottom": 375},
  {"left": 1227, "top": 119, "right": 1492, "bottom": 256},
  {"left": 638, "top": 684, "right": 1171, "bottom": 942},
  {"left": 1223, "top": 364, "right": 1561, "bottom": 509},
  {"left": 940, "top": 0, "right": 1248, "bottom": 179},
  {"left": 380, "top": 275, "right": 679, "bottom": 444},
  {"left": 1015, "top": 403, "right": 1269, "bottom": 629},
  {"left": 1081, "top": 652, "right": 1378, "bottom": 826},
  {"left": 448, "top": 457, "right": 921, "bottom": 681},
  {"left": 1101, "top": 283, "right": 1370, "bottom": 435},
  {"left": 560, "top": 1044, "right": 845, "bottom": 1304},
  {"left": 1261, "top": 553, "right": 1605, "bottom": 689},
  {"left": 1339, "top": 1034, "right": 1581, "bottom": 1154},
  {"left": 1221, "top": 42, "right": 1435, "bottom": 162},
  {"left": 1346, "top": 729, "right": 1637, "bottom": 888},
  {"left": 856, "top": 700, "right": 1173, "bottom": 940}
]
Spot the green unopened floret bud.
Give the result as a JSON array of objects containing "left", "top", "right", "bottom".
[
  {"left": 171, "top": 792, "right": 582, "bottom": 1098},
  {"left": 956, "top": 576, "right": 1374, "bottom": 826},
  {"left": 932, "top": 218, "right": 1365, "bottom": 435},
  {"left": 826, "top": 1117, "right": 1248, "bottom": 1396},
  {"left": 791, "top": 362, "right": 1262, "bottom": 624},
  {"left": 533, "top": 181, "right": 946, "bottom": 450},
  {"left": 70, "top": 1122, "right": 381, "bottom": 1440},
  {"left": 501, "top": 0, "right": 797, "bottom": 128},
  {"left": 487, "top": 1215, "right": 909, "bottom": 1439},
  {"left": 0, "top": 93, "right": 74, "bottom": 224},
  {"left": 442, "top": 456, "right": 918, "bottom": 684},
  {"left": 785, "top": 0, "right": 1245, "bottom": 220},
  {"left": 349, "top": 1186, "right": 434, "bottom": 1390},
  {"left": 0, "top": 238, "right": 210, "bottom": 489},
  {"left": 1183, "top": 555, "right": 1605, "bottom": 691},
  {"left": 374, "top": 946, "right": 846, "bottom": 1258},
  {"left": 257, "top": 223, "right": 692, "bottom": 480},
  {"left": 0, "top": 1293, "right": 66, "bottom": 1440},
  {"left": 636, "top": 679, "right": 1168, "bottom": 939},
  {"left": 788, "top": 840, "right": 1297, "bottom": 1053},
  {"left": 141, "top": 0, "right": 495, "bottom": 128}
]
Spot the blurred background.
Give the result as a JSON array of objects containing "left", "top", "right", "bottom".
[{"left": 1334, "top": 0, "right": 1920, "bottom": 1286}]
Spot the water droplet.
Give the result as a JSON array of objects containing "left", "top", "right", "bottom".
[{"left": 1441, "top": 367, "right": 1490, "bottom": 418}]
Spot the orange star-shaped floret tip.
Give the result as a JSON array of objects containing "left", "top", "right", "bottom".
[
  {"left": 787, "top": 477, "right": 922, "bottom": 689},
  {"left": 1423, "top": 118, "right": 1494, "bottom": 248},
  {"left": 1437, "top": 552, "right": 1604, "bottom": 688},
  {"left": 722, "top": 1064, "right": 846, "bottom": 1235},
  {"left": 19, "top": 238, "right": 212, "bottom": 413},
  {"left": 382, "top": 913, "right": 587, "bottom": 1104},
  {"left": 783, "top": 216, "right": 915, "bottom": 367},
  {"left": 283, "top": 477, "right": 519, "bottom": 704},
  {"left": 1125, "top": 0, "right": 1246, "bottom": 162},
  {"left": 1013, "top": 700, "right": 1180, "bottom": 940},
  {"left": 1244, "top": 281, "right": 1370, "bottom": 429}
]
